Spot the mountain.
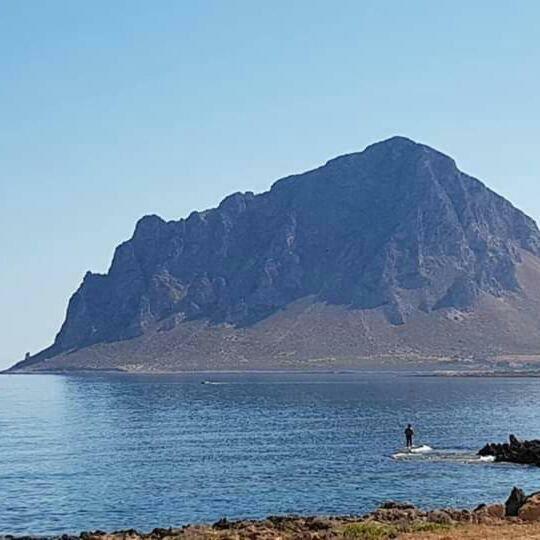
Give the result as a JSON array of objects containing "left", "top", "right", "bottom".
[{"left": 10, "top": 136, "right": 540, "bottom": 372}]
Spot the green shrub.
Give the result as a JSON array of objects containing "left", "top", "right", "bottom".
[{"left": 342, "top": 521, "right": 398, "bottom": 539}]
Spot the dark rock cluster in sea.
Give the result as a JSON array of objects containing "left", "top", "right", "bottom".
[
  {"left": 478, "top": 434, "right": 540, "bottom": 466},
  {"left": 4, "top": 487, "right": 540, "bottom": 540}
]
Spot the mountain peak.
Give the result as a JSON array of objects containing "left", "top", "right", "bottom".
[
  {"left": 368, "top": 134, "right": 419, "bottom": 147},
  {"left": 323, "top": 136, "right": 455, "bottom": 172}
]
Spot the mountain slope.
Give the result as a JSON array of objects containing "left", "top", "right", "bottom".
[{"left": 11, "top": 137, "right": 540, "bottom": 372}]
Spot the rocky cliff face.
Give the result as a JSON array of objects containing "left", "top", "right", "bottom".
[{"left": 12, "top": 137, "right": 540, "bottom": 371}]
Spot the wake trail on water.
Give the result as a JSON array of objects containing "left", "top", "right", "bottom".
[
  {"left": 392, "top": 445, "right": 433, "bottom": 459},
  {"left": 410, "top": 444, "right": 433, "bottom": 454},
  {"left": 391, "top": 445, "right": 496, "bottom": 464}
]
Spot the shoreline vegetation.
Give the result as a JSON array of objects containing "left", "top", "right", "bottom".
[
  {"left": 5, "top": 368, "right": 540, "bottom": 378},
  {"left": 5, "top": 354, "right": 540, "bottom": 377},
  {"left": 4, "top": 488, "right": 540, "bottom": 540}
]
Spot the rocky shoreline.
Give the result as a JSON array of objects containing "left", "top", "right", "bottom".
[
  {"left": 4, "top": 487, "right": 540, "bottom": 540},
  {"left": 479, "top": 435, "right": 540, "bottom": 466}
]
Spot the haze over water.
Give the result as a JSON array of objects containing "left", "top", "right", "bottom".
[{"left": 1, "top": 372, "right": 540, "bottom": 535}]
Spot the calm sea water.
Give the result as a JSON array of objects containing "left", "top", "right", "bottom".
[{"left": 1, "top": 371, "right": 540, "bottom": 535}]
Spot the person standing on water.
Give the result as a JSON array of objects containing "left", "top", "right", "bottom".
[{"left": 405, "top": 424, "right": 414, "bottom": 449}]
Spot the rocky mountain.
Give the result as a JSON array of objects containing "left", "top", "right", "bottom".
[{"left": 10, "top": 136, "right": 540, "bottom": 372}]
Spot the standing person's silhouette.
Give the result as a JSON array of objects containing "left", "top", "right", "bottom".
[{"left": 405, "top": 424, "right": 414, "bottom": 449}]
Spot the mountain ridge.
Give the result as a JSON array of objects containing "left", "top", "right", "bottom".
[{"left": 11, "top": 136, "right": 540, "bottom": 372}]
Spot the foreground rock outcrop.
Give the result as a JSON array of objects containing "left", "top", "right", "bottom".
[
  {"left": 479, "top": 435, "right": 540, "bottom": 466},
  {"left": 10, "top": 136, "right": 540, "bottom": 372},
  {"left": 5, "top": 487, "right": 540, "bottom": 540}
]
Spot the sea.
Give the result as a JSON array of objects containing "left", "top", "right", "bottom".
[{"left": 1, "top": 371, "right": 540, "bottom": 535}]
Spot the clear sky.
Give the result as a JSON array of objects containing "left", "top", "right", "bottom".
[{"left": 1, "top": 0, "right": 539, "bottom": 369}]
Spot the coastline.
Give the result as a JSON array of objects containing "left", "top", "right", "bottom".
[
  {"left": 0, "top": 365, "right": 447, "bottom": 376},
  {"left": 5, "top": 352, "right": 540, "bottom": 377},
  {"left": 5, "top": 367, "right": 540, "bottom": 379},
  {"left": 4, "top": 488, "right": 540, "bottom": 540},
  {"left": 415, "top": 370, "right": 540, "bottom": 378}
]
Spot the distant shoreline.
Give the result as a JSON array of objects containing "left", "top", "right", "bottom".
[
  {"left": 415, "top": 371, "right": 540, "bottom": 378},
  {"left": 1, "top": 367, "right": 430, "bottom": 376},
  {"left": 5, "top": 367, "right": 540, "bottom": 378}
]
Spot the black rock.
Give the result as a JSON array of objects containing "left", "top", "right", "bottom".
[
  {"left": 505, "top": 487, "right": 527, "bottom": 516},
  {"left": 380, "top": 501, "right": 416, "bottom": 510},
  {"left": 212, "top": 518, "right": 230, "bottom": 530},
  {"left": 478, "top": 436, "right": 540, "bottom": 466}
]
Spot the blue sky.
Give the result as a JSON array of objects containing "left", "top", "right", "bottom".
[{"left": 1, "top": 0, "right": 539, "bottom": 369}]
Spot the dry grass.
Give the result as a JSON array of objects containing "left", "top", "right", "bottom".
[
  {"left": 399, "top": 521, "right": 540, "bottom": 539},
  {"left": 342, "top": 521, "right": 453, "bottom": 539}
]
